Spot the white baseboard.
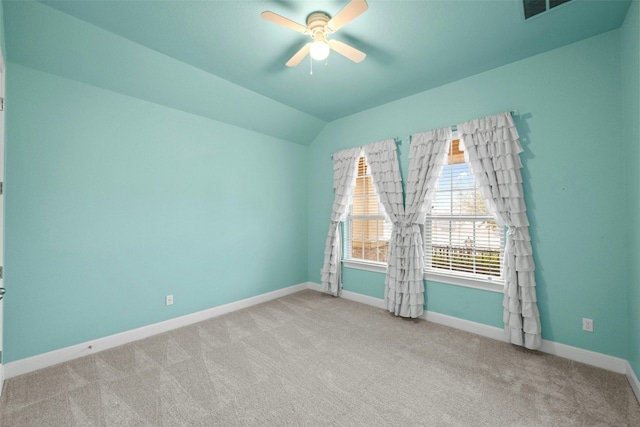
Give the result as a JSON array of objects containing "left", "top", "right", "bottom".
[
  {"left": 308, "top": 282, "right": 387, "bottom": 309},
  {"left": 341, "top": 289, "right": 387, "bottom": 310},
  {"left": 0, "top": 364, "right": 4, "bottom": 396},
  {"left": 6, "top": 280, "right": 637, "bottom": 395},
  {"left": 307, "top": 282, "right": 323, "bottom": 292},
  {"left": 627, "top": 361, "right": 640, "bottom": 404},
  {"left": 307, "top": 283, "right": 629, "bottom": 375},
  {"left": 539, "top": 339, "right": 627, "bottom": 374},
  {"left": 420, "top": 310, "right": 507, "bottom": 342},
  {"left": 4, "top": 282, "right": 310, "bottom": 379}
]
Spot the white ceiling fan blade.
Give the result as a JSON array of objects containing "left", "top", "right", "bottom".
[
  {"left": 326, "top": 0, "right": 368, "bottom": 33},
  {"left": 328, "top": 39, "right": 366, "bottom": 63},
  {"left": 261, "top": 11, "right": 309, "bottom": 34},
  {"left": 286, "top": 43, "right": 311, "bottom": 67}
]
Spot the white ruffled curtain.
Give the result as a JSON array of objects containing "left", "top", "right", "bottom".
[
  {"left": 458, "top": 112, "right": 541, "bottom": 349},
  {"left": 407, "top": 128, "right": 452, "bottom": 226},
  {"left": 365, "top": 133, "right": 449, "bottom": 318},
  {"left": 321, "top": 147, "right": 362, "bottom": 296}
]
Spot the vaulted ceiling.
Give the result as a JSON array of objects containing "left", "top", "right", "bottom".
[{"left": 4, "top": 0, "right": 632, "bottom": 143}]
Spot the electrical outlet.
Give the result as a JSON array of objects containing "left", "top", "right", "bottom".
[
  {"left": 582, "top": 318, "right": 593, "bottom": 332},
  {"left": 166, "top": 295, "right": 174, "bottom": 306}
]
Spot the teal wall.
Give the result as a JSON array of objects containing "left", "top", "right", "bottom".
[
  {"left": 3, "top": 1, "right": 325, "bottom": 145},
  {"left": 0, "top": 0, "right": 5, "bottom": 62},
  {"left": 308, "top": 30, "right": 628, "bottom": 358},
  {"left": 2, "top": 0, "right": 638, "bottom": 371},
  {"left": 4, "top": 64, "right": 308, "bottom": 362},
  {"left": 622, "top": 0, "right": 640, "bottom": 377}
]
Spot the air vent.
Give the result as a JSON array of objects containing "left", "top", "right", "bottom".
[{"left": 523, "top": 0, "right": 572, "bottom": 20}]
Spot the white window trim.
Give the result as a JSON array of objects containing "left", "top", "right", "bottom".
[
  {"left": 341, "top": 259, "right": 503, "bottom": 294},
  {"left": 424, "top": 269, "right": 504, "bottom": 293},
  {"left": 344, "top": 213, "right": 391, "bottom": 264},
  {"left": 423, "top": 215, "right": 505, "bottom": 287},
  {"left": 341, "top": 137, "right": 505, "bottom": 295},
  {"left": 421, "top": 134, "right": 505, "bottom": 294},
  {"left": 344, "top": 155, "right": 393, "bottom": 265},
  {"left": 342, "top": 259, "right": 387, "bottom": 274}
]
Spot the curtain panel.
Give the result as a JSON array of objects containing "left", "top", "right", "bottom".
[
  {"left": 457, "top": 112, "right": 541, "bottom": 349},
  {"left": 407, "top": 128, "right": 452, "bottom": 226},
  {"left": 363, "top": 140, "right": 413, "bottom": 315},
  {"left": 321, "top": 147, "right": 362, "bottom": 296},
  {"left": 364, "top": 132, "right": 449, "bottom": 318}
]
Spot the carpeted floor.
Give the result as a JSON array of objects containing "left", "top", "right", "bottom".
[{"left": 0, "top": 289, "right": 639, "bottom": 426}]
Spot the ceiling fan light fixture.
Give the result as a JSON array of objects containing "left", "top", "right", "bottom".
[
  {"left": 310, "top": 40, "right": 330, "bottom": 61},
  {"left": 261, "top": 0, "right": 369, "bottom": 67}
]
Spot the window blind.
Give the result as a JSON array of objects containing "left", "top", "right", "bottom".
[
  {"left": 346, "top": 156, "right": 393, "bottom": 263},
  {"left": 424, "top": 140, "right": 504, "bottom": 278}
]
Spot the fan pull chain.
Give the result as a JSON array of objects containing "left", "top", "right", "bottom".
[{"left": 310, "top": 56, "right": 313, "bottom": 75}]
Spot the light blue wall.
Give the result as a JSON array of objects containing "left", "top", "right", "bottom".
[
  {"left": 4, "top": 64, "right": 308, "bottom": 362},
  {"left": 0, "top": 0, "right": 5, "bottom": 62},
  {"left": 2, "top": 0, "right": 637, "bottom": 370},
  {"left": 622, "top": 0, "right": 640, "bottom": 377},
  {"left": 308, "top": 30, "right": 628, "bottom": 358},
  {"left": 3, "top": 1, "right": 325, "bottom": 145}
]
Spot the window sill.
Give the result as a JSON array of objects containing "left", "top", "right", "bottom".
[
  {"left": 341, "top": 260, "right": 503, "bottom": 293},
  {"left": 424, "top": 270, "right": 504, "bottom": 293},
  {"left": 342, "top": 259, "right": 387, "bottom": 274}
]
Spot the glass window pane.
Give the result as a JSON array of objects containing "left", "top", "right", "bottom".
[
  {"left": 425, "top": 142, "right": 505, "bottom": 279},
  {"left": 426, "top": 217, "right": 503, "bottom": 278},
  {"left": 549, "top": 0, "right": 571, "bottom": 9},
  {"left": 523, "top": 0, "right": 546, "bottom": 19},
  {"left": 353, "top": 176, "right": 365, "bottom": 197},
  {"left": 346, "top": 156, "right": 393, "bottom": 264}
]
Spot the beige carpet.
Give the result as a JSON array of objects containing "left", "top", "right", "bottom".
[{"left": 0, "top": 289, "right": 638, "bottom": 426}]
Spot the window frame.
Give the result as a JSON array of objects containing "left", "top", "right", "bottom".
[
  {"left": 423, "top": 261, "right": 504, "bottom": 293},
  {"left": 343, "top": 156, "right": 392, "bottom": 267},
  {"left": 344, "top": 212, "right": 390, "bottom": 266},
  {"left": 422, "top": 137, "right": 504, "bottom": 293},
  {"left": 340, "top": 140, "right": 505, "bottom": 294}
]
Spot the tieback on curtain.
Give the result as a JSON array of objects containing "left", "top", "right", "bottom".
[
  {"left": 393, "top": 218, "right": 413, "bottom": 227},
  {"left": 456, "top": 111, "right": 540, "bottom": 350}
]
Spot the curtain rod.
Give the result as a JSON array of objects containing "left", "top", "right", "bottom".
[
  {"left": 330, "top": 139, "right": 398, "bottom": 159},
  {"left": 330, "top": 110, "right": 520, "bottom": 158},
  {"left": 451, "top": 110, "right": 519, "bottom": 132}
]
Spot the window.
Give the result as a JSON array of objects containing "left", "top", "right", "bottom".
[
  {"left": 523, "top": 0, "right": 572, "bottom": 20},
  {"left": 344, "top": 156, "right": 392, "bottom": 265},
  {"left": 343, "top": 144, "right": 505, "bottom": 288},
  {"left": 424, "top": 139, "right": 505, "bottom": 283}
]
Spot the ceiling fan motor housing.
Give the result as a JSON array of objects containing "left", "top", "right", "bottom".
[{"left": 307, "top": 12, "right": 331, "bottom": 41}]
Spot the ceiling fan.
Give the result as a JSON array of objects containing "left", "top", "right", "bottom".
[{"left": 261, "top": 0, "right": 369, "bottom": 67}]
